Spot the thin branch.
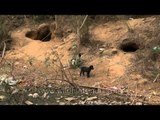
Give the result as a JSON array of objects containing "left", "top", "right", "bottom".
[
  {"left": 131, "top": 84, "right": 138, "bottom": 105},
  {"left": 10, "top": 61, "right": 16, "bottom": 80},
  {"left": 45, "top": 78, "right": 76, "bottom": 87},
  {"left": 0, "top": 39, "right": 11, "bottom": 63},
  {"left": 1, "top": 41, "right": 6, "bottom": 58},
  {"left": 54, "top": 15, "right": 58, "bottom": 29},
  {"left": 153, "top": 73, "right": 160, "bottom": 82},
  {"left": 57, "top": 52, "right": 80, "bottom": 89},
  {"left": 41, "top": 32, "right": 52, "bottom": 41},
  {"left": 79, "top": 15, "right": 88, "bottom": 31}
]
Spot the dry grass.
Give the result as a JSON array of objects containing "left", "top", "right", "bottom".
[{"left": 129, "top": 16, "right": 160, "bottom": 81}]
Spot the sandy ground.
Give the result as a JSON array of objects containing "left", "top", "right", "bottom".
[{"left": 1, "top": 16, "right": 160, "bottom": 104}]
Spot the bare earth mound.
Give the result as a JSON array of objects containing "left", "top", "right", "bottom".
[{"left": 2, "top": 17, "right": 160, "bottom": 104}]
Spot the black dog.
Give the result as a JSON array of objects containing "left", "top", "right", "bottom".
[{"left": 80, "top": 65, "right": 94, "bottom": 78}]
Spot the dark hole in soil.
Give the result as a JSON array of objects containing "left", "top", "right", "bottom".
[
  {"left": 120, "top": 42, "right": 139, "bottom": 52},
  {"left": 25, "top": 31, "right": 38, "bottom": 40},
  {"left": 25, "top": 25, "right": 52, "bottom": 42}
]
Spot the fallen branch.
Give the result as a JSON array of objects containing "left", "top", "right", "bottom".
[
  {"left": 77, "top": 85, "right": 130, "bottom": 96},
  {"left": 45, "top": 78, "right": 77, "bottom": 88},
  {"left": 54, "top": 51, "right": 80, "bottom": 90}
]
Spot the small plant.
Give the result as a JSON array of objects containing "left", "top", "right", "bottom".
[
  {"left": 150, "top": 46, "right": 160, "bottom": 61},
  {"left": 71, "top": 43, "right": 78, "bottom": 50},
  {"left": 99, "top": 50, "right": 104, "bottom": 56},
  {"left": 152, "top": 46, "right": 160, "bottom": 53},
  {"left": 44, "top": 57, "right": 52, "bottom": 68},
  {"left": 69, "top": 54, "right": 83, "bottom": 69},
  {"left": 27, "top": 57, "right": 35, "bottom": 66}
]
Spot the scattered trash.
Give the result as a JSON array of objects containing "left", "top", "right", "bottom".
[
  {"left": 99, "top": 48, "right": 105, "bottom": 51},
  {"left": 135, "top": 102, "right": 143, "bottom": 105},
  {"left": 25, "top": 100, "right": 34, "bottom": 105},
  {"left": 79, "top": 101, "right": 86, "bottom": 105},
  {"left": 48, "top": 84, "right": 52, "bottom": 88},
  {"left": 46, "top": 95, "right": 50, "bottom": 99},
  {"left": 110, "top": 101, "right": 118, "bottom": 105},
  {"left": 59, "top": 102, "right": 65, "bottom": 105},
  {"left": 124, "top": 102, "right": 131, "bottom": 105},
  {"left": 0, "top": 74, "right": 8, "bottom": 85},
  {"left": 5, "top": 77, "right": 19, "bottom": 86},
  {"left": 42, "top": 92, "right": 48, "bottom": 98},
  {"left": 0, "top": 95, "right": 6, "bottom": 101},
  {"left": 28, "top": 93, "right": 39, "bottom": 98},
  {"left": 0, "top": 74, "right": 19, "bottom": 86},
  {"left": 72, "top": 103, "right": 78, "bottom": 105},
  {"left": 95, "top": 100, "right": 105, "bottom": 105},
  {"left": 32, "top": 93, "right": 39, "bottom": 98},
  {"left": 11, "top": 89, "right": 19, "bottom": 94},
  {"left": 28, "top": 94, "right": 33, "bottom": 97},
  {"left": 86, "top": 96, "right": 97, "bottom": 101},
  {"left": 65, "top": 97, "right": 77, "bottom": 102}
]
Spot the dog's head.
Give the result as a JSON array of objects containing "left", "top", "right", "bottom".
[{"left": 89, "top": 65, "right": 94, "bottom": 70}]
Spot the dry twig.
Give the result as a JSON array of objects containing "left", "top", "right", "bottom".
[{"left": 153, "top": 73, "right": 160, "bottom": 82}]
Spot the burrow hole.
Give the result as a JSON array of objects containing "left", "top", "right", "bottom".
[
  {"left": 120, "top": 42, "right": 139, "bottom": 52},
  {"left": 25, "top": 25, "right": 52, "bottom": 42}
]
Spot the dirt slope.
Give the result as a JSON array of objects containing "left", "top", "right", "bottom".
[{"left": 2, "top": 16, "right": 160, "bottom": 104}]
